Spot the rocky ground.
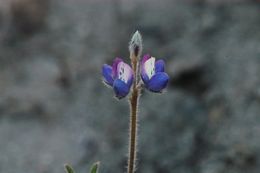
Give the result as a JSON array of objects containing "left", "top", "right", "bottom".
[{"left": 0, "top": 0, "right": 260, "bottom": 173}]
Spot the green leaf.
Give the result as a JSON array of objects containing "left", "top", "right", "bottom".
[
  {"left": 90, "top": 162, "right": 100, "bottom": 173},
  {"left": 64, "top": 164, "right": 75, "bottom": 173}
]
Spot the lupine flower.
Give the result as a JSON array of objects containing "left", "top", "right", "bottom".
[
  {"left": 102, "top": 58, "right": 134, "bottom": 99},
  {"left": 141, "top": 54, "right": 169, "bottom": 92}
]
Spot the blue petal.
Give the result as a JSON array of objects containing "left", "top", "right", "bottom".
[
  {"left": 141, "top": 70, "right": 149, "bottom": 84},
  {"left": 155, "top": 60, "right": 165, "bottom": 73},
  {"left": 113, "top": 79, "right": 131, "bottom": 99},
  {"left": 126, "top": 74, "right": 134, "bottom": 88},
  {"left": 147, "top": 72, "right": 169, "bottom": 92},
  {"left": 102, "top": 64, "right": 114, "bottom": 86}
]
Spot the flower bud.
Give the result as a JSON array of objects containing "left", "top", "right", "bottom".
[{"left": 129, "top": 30, "right": 143, "bottom": 58}]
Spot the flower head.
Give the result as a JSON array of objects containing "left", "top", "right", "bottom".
[
  {"left": 102, "top": 58, "right": 134, "bottom": 99},
  {"left": 141, "top": 54, "right": 169, "bottom": 92}
]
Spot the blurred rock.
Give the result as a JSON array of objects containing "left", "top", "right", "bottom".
[
  {"left": 9, "top": 0, "right": 49, "bottom": 38},
  {"left": 168, "top": 58, "right": 210, "bottom": 96}
]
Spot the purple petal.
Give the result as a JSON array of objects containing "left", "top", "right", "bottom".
[
  {"left": 147, "top": 72, "right": 169, "bottom": 92},
  {"left": 102, "top": 64, "right": 114, "bottom": 86},
  {"left": 113, "top": 79, "right": 131, "bottom": 99},
  {"left": 155, "top": 59, "right": 165, "bottom": 73},
  {"left": 141, "top": 54, "right": 151, "bottom": 84},
  {"left": 141, "top": 54, "right": 151, "bottom": 65},
  {"left": 112, "top": 57, "right": 123, "bottom": 78}
]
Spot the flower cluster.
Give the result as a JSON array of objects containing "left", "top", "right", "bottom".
[
  {"left": 102, "top": 55, "right": 169, "bottom": 99},
  {"left": 102, "top": 31, "right": 169, "bottom": 99}
]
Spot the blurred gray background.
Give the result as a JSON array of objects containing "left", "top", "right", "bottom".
[{"left": 0, "top": 0, "right": 260, "bottom": 173}]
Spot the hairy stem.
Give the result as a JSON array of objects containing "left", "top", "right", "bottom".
[{"left": 127, "top": 54, "right": 140, "bottom": 173}]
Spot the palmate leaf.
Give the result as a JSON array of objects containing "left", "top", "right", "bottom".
[
  {"left": 64, "top": 162, "right": 100, "bottom": 173},
  {"left": 90, "top": 162, "right": 100, "bottom": 173},
  {"left": 64, "top": 164, "right": 75, "bottom": 173}
]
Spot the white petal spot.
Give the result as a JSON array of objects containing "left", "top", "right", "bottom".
[
  {"left": 144, "top": 57, "right": 155, "bottom": 79},
  {"left": 117, "top": 62, "right": 132, "bottom": 83}
]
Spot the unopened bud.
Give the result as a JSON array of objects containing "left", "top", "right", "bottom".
[{"left": 129, "top": 30, "right": 143, "bottom": 58}]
